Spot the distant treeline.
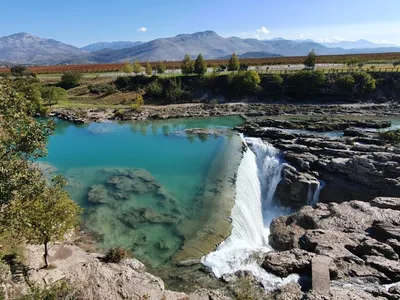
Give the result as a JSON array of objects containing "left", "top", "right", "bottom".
[
  {"left": 113, "top": 71, "right": 400, "bottom": 104},
  {"left": 1, "top": 52, "right": 400, "bottom": 74}
]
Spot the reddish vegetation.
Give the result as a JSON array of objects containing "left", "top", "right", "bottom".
[{"left": 0, "top": 52, "right": 399, "bottom": 74}]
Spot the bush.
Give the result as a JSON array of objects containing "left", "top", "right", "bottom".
[
  {"left": 164, "top": 78, "right": 186, "bottom": 103},
  {"left": 242, "top": 70, "right": 261, "bottom": 92},
  {"left": 379, "top": 129, "right": 400, "bottom": 145},
  {"left": 102, "top": 247, "right": 131, "bottom": 263},
  {"left": 60, "top": 71, "right": 83, "bottom": 89},
  {"left": 131, "top": 94, "right": 144, "bottom": 111},
  {"left": 261, "top": 74, "right": 283, "bottom": 95},
  {"left": 89, "top": 83, "right": 116, "bottom": 95},
  {"left": 285, "top": 71, "right": 326, "bottom": 98},
  {"left": 10, "top": 65, "right": 28, "bottom": 76},
  {"left": 335, "top": 74, "right": 355, "bottom": 95},
  {"left": 41, "top": 86, "right": 68, "bottom": 106},
  {"left": 353, "top": 71, "right": 376, "bottom": 96},
  {"left": 146, "top": 79, "right": 163, "bottom": 97}
]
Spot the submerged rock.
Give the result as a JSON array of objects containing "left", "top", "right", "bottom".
[{"left": 87, "top": 185, "right": 110, "bottom": 204}]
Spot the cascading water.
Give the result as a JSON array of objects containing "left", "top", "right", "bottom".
[
  {"left": 202, "top": 137, "right": 298, "bottom": 289},
  {"left": 307, "top": 180, "right": 326, "bottom": 206}
]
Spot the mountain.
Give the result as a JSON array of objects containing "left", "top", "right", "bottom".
[
  {"left": 322, "top": 39, "right": 399, "bottom": 49},
  {"left": 0, "top": 33, "right": 88, "bottom": 64},
  {"left": 220, "top": 51, "right": 281, "bottom": 59},
  {"left": 81, "top": 41, "right": 143, "bottom": 52},
  {"left": 1, "top": 31, "right": 400, "bottom": 65},
  {"left": 88, "top": 31, "right": 341, "bottom": 63}
]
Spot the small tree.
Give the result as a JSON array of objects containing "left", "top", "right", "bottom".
[
  {"left": 145, "top": 62, "right": 153, "bottom": 76},
  {"left": 6, "top": 176, "right": 81, "bottom": 268},
  {"left": 228, "top": 53, "right": 240, "bottom": 72},
  {"left": 121, "top": 62, "right": 133, "bottom": 73},
  {"left": 131, "top": 94, "right": 144, "bottom": 111},
  {"left": 304, "top": 50, "right": 317, "bottom": 69},
  {"left": 60, "top": 71, "right": 83, "bottom": 89},
  {"left": 10, "top": 65, "right": 28, "bottom": 76},
  {"left": 194, "top": 54, "right": 207, "bottom": 75},
  {"left": 41, "top": 86, "right": 67, "bottom": 107},
  {"left": 393, "top": 61, "right": 400, "bottom": 68},
  {"left": 157, "top": 62, "right": 166, "bottom": 74},
  {"left": 181, "top": 54, "right": 194, "bottom": 75},
  {"left": 242, "top": 71, "right": 261, "bottom": 92},
  {"left": 357, "top": 62, "right": 364, "bottom": 69},
  {"left": 132, "top": 60, "right": 142, "bottom": 74}
]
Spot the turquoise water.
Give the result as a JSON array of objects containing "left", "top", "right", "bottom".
[{"left": 40, "top": 116, "right": 244, "bottom": 266}]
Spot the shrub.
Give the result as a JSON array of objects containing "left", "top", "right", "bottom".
[
  {"left": 335, "top": 74, "right": 355, "bottom": 95},
  {"left": 120, "top": 62, "right": 133, "bottom": 73},
  {"left": 41, "top": 86, "right": 68, "bottom": 106},
  {"left": 146, "top": 79, "right": 163, "bottom": 97},
  {"left": 353, "top": 71, "right": 376, "bottom": 96},
  {"left": 60, "top": 71, "right": 83, "bottom": 89},
  {"left": 114, "top": 109, "right": 126, "bottom": 119},
  {"left": 157, "top": 62, "right": 166, "bottom": 74},
  {"left": 261, "top": 74, "right": 283, "bottom": 94},
  {"left": 165, "top": 78, "right": 186, "bottom": 103},
  {"left": 10, "top": 65, "right": 28, "bottom": 76},
  {"left": 89, "top": 83, "right": 116, "bottom": 95},
  {"left": 131, "top": 94, "right": 144, "bottom": 111},
  {"left": 242, "top": 70, "right": 261, "bottom": 92},
  {"left": 379, "top": 129, "right": 400, "bottom": 145},
  {"left": 102, "top": 247, "right": 131, "bottom": 263},
  {"left": 285, "top": 70, "right": 326, "bottom": 98}
]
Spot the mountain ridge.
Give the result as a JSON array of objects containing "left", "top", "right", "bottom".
[{"left": 1, "top": 31, "right": 399, "bottom": 65}]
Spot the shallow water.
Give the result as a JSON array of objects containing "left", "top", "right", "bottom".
[{"left": 40, "top": 116, "right": 244, "bottom": 267}]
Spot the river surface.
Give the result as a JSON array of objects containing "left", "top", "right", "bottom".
[{"left": 39, "top": 116, "right": 244, "bottom": 267}]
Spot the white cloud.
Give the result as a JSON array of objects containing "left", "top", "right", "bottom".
[
  {"left": 256, "top": 26, "right": 270, "bottom": 35},
  {"left": 315, "top": 36, "right": 346, "bottom": 43},
  {"left": 137, "top": 27, "right": 148, "bottom": 32},
  {"left": 255, "top": 34, "right": 260, "bottom": 40}
]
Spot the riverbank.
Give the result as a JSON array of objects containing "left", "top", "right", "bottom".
[{"left": 51, "top": 102, "right": 400, "bottom": 124}]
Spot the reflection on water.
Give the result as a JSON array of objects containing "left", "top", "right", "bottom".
[{"left": 42, "top": 116, "right": 244, "bottom": 267}]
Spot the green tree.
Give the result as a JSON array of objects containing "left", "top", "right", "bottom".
[
  {"left": 10, "top": 65, "right": 28, "bottom": 76},
  {"left": 304, "top": 50, "right": 317, "bottom": 69},
  {"left": 228, "top": 53, "right": 240, "bottom": 72},
  {"left": 121, "top": 61, "right": 133, "bottom": 73},
  {"left": 393, "top": 61, "right": 400, "bottom": 68},
  {"left": 145, "top": 62, "right": 153, "bottom": 76},
  {"left": 132, "top": 60, "right": 142, "bottom": 74},
  {"left": 60, "top": 71, "right": 83, "bottom": 89},
  {"left": 41, "top": 86, "right": 67, "bottom": 107},
  {"left": 346, "top": 58, "right": 358, "bottom": 68},
  {"left": 181, "top": 54, "right": 194, "bottom": 75},
  {"left": 357, "top": 62, "right": 364, "bottom": 69},
  {"left": 242, "top": 70, "right": 261, "bottom": 92},
  {"left": 5, "top": 176, "right": 81, "bottom": 268},
  {"left": 157, "top": 62, "right": 166, "bottom": 74},
  {"left": 194, "top": 54, "right": 207, "bottom": 75}
]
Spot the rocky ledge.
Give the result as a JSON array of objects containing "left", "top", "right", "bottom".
[
  {"left": 265, "top": 198, "right": 400, "bottom": 299},
  {"left": 237, "top": 118, "right": 400, "bottom": 207}
]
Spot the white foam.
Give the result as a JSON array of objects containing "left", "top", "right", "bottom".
[{"left": 202, "top": 138, "right": 299, "bottom": 290}]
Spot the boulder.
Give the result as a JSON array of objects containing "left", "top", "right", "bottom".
[
  {"left": 275, "top": 164, "right": 320, "bottom": 208},
  {"left": 262, "top": 249, "right": 316, "bottom": 277}
]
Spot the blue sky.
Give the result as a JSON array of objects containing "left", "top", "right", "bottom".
[{"left": 1, "top": 0, "right": 400, "bottom": 47}]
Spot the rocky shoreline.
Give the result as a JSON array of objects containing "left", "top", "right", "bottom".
[{"left": 51, "top": 102, "right": 400, "bottom": 123}]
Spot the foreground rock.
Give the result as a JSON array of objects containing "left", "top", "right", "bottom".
[
  {"left": 265, "top": 198, "right": 400, "bottom": 298},
  {"left": 1, "top": 243, "right": 230, "bottom": 300}
]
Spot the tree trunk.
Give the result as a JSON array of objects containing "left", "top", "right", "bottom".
[{"left": 44, "top": 242, "right": 49, "bottom": 268}]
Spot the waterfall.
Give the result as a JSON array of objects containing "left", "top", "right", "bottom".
[
  {"left": 311, "top": 180, "right": 325, "bottom": 205},
  {"left": 202, "top": 137, "right": 298, "bottom": 289},
  {"left": 307, "top": 180, "right": 325, "bottom": 206}
]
